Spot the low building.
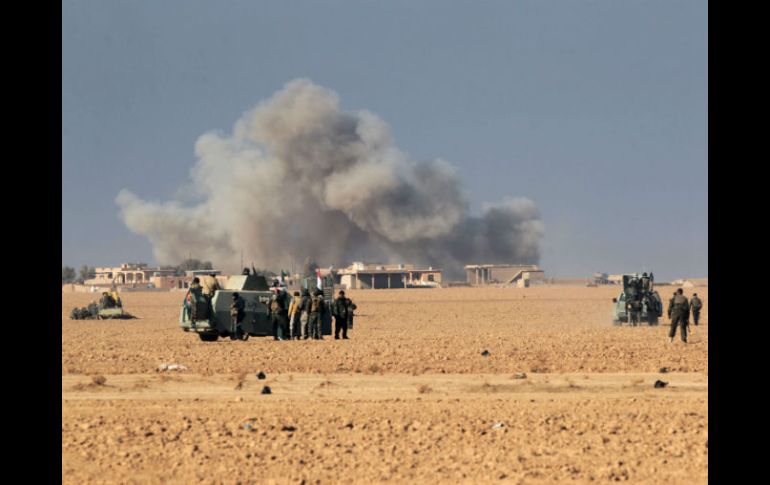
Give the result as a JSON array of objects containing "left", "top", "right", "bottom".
[
  {"left": 464, "top": 264, "right": 544, "bottom": 286},
  {"left": 84, "top": 263, "right": 176, "bottom": 287},
  {"left": 671, "top": 278, "right": 708, "bottom": 288},
  {"left": 336, "top": 262, "right": 442, "bottom": 289}
]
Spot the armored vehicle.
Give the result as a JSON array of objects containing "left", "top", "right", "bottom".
[
  {"left": 612, "top": 272, "right": 663, "bottom": 326},
  {"left": 179, "top": 272, "right": 338, "bottom": 341},
  {"left": 70, "top": 293, "right": 135, "bottom": 320}
]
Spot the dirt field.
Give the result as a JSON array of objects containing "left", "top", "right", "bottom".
[{"left": 62, "top": 286, "right": 708, "bottom": 484}]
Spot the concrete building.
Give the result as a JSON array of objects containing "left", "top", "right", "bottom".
[
  {"left": 85, "top": 263, "right": 176, "bottom": 287},
  {"left": 464, "top": 264, "right": 545, "bottom": 286},
  {"left": 337, "top": 262, "right": 442, "bottom": 289},
  {"left": 671, "top": 278, "right": 708, "bottom": 288}
]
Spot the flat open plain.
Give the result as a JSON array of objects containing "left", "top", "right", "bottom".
[{"left": 62, "top": 286, "right": 708, "bottom": 484}]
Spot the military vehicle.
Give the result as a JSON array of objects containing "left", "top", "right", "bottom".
[
  {"left": 611, "top": 272, "right": 663, "bottom": 325},
  {"left": 179, "top": 272, "right": 337, "bottom": 341},
  {"left": 70, "top": 293, "right": 135, "bottom": 320}
]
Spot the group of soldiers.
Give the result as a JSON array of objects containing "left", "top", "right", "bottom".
[
  {"left": 229, "top": 287, "right": 356, "bottom": 341},
  {"left": 667, "top": 289, "right": 703, "bottom": 343},
  {"left": 625, "top": 273, "right": 657, "bottom": 325},
  {"left": 185, "top": 272, "right": 356, "bottom": 341}
]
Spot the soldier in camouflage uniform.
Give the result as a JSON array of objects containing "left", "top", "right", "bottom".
[
  {"left": 667, "top": 288, "right": 690, "bottom": 343},
  {"left": 268, "top": 292, "right": 289, "bottom": 341},
  {"left": 690, "top": 293, "right": 703, "bottom": 326},
  {"left": 288, "top": 291, "right": 303, "bottom": 340},
  {"left": 308, "top": 289, "right": 325, "bottom": 340}
]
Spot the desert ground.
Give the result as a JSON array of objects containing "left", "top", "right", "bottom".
[{"left": 62, "top": 286, "right": 707, "bottom": 484}]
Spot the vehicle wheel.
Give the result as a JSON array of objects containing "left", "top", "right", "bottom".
[
  {"left": 648, "top": 315, "right": 658, "bottom": 326},
  {"left": 199, "top": 333, "right": 218, "bottom": 342}
]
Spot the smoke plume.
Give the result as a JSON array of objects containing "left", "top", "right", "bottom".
[{"left": 117, "top": 79, "right": 544, "bottom": 278}]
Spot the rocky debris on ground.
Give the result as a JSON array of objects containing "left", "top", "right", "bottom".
[
  {"left": 261, "top": 386, "right": 272, "bottom": 395},
  {"left": 513, "top": 372, "right": 527, "bottom": 379},
  {"left": 659, "top": 367, "right": 669, "bottom": 373},
  {"left": 257, "top": 371, "right": 267, "bottom": 380},
  {"left": 158, "top": 363, "right": 188, "bottom": 372},
  {"left": 491, "top": 423, "right": 505, "bottom": 430},
  {"left": 481, "top": 350, "right": 490, "bottom": 357},
  {"left": 654, "top": 380, "right": 668, "bottom": 388}
]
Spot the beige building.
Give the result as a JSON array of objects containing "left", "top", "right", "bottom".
[
  {"left": 464, "top": 264, "right": 544, "bottom": 286},
  {"left": 336, "top": 262, "right": 442, "bottom": 289},
  {"left": 671, "top": 278, "right": 708, "bottom": 288},
  {"left": 85, "top": 263, "right": 176, "bottom": 287}
]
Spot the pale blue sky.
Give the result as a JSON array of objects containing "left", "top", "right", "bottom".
[{"left": 62, "top": 0, "right": 707, "bottom": 280}]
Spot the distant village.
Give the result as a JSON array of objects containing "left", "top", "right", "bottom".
[{"left": 62, "top": 262, "right": 706, "bottom": 293}]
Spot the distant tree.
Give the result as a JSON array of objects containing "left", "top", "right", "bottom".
[
  {"left": 78, "top": 265, "right": 95, "bottom": 283},
  {"left": 62, "top": 266, "right": 76, "bottom": 283}
]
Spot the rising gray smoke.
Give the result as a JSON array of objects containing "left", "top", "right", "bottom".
[{"left": 116, "top": 79, "right": 544, "bottom": 278}]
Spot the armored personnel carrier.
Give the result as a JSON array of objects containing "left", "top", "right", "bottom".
[
  {"left": 611, "top": 272, "right": 663, "bottom": 326},
  {"left": 179, "top": 272, "right": 338, "bottom": 341}
]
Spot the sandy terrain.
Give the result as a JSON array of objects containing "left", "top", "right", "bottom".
[{"left": 62, "top": 286, "right": 708, "bottom": 484}]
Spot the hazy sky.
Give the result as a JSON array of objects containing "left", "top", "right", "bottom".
[{"left": 62, "top": 0, "right": 707, "bottom": 281}]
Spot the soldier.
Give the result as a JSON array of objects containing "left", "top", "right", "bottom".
[
  {"left": 627, "top": 298, "right": 641, "bottom": 326},
  {"left": 690, "top": 293, "right": 703, "bottom": 326},
  {"left": 640, "top": 273, "right": 651, "bottom": 292},
  {"left": 288, "top": 291, "right": 303, "bottom": 340},
  {"left": 268, "top": 292, "right": 289, "bottom": 341},
  {"left": 347, "top": 297, "right": 357, "bottom": 330},
  {"left": 99, "top": 292, "right": 113, "bottom": 309},
  {"left": 230, "top": 292, "right": 246, "bottom": 340},
  {"left": 187, "top": 277, "right": 203, "bottom": 328},
  {"left": 332, "top": 290, "right": 351, "bottom": 340},
  {"left": 201, "top": 273, "right": 221, "bottom": 298},
  {"left": 308, "top": 289, "right": 325, "bottom": 340},
  {"left": 300, "top": 288, "right": 312, "bottom": 339},
  {"left": 667, "top": 288, "right": 690, "bottom": 343}
]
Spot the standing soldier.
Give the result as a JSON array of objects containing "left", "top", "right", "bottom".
[
  {"left": 230, "top": 292, "right": 246, "bottom": 340},
  {"left": 347, "top": 297, "right": 357, "bottom": 330},
  {"left": 332, "top": 290, "right": 351, "bottom": 340},
  {"left": 300, "top": 288, "right": 312, "bottom": 339},
  {"left": 627, "top": 298, "right": 641, "bottom": 326},
  {"left": 187, "top": 277, "right": 203, "bottom": 328},
  {"left": 268, "top": 292, "right": 289, "bottom": 341},
  {"left": 690, "top": 293, "right": 703, "bottom": 326},
  {"left": 288, "top": 291, "right": 303, "bottom": 340},
  {"left": 308, "top": 289, "right": 325, "bottom": 340},
  {"left": 667, "top": 288, "right": 690, "bottom": 343}
]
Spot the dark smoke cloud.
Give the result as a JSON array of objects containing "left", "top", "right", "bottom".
[{"left": 117, "top": 79, "right": 543, "bottom": 278}]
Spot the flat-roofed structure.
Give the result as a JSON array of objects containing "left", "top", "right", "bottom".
[
  {"left": 85, "top": 263, "right": 176, "bottom": 287},
  {"left": 464, "top": 264, "right": 545, "bottom": 286},
  {"left": 337, "top": 262, "right": 442, "bottom": 289}
]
